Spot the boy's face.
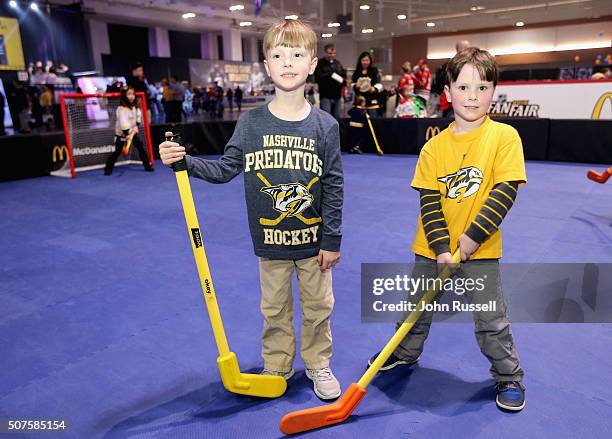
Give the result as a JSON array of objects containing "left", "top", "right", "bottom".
[
  {"left": 264, "top": 45, "right": 317, "bottom": 93},
  {"left": 444, "top": 63, "right": 494, "bottom": 123}
]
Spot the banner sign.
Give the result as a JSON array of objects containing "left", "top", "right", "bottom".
[
  {"left": 493, "top": 80, "right": 612, "bottom": 120},
  {"left": 0, "top": 16, "right": 25, "bottom": 70}
]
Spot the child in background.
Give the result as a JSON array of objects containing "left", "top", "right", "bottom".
[
  {"left": 348, "top": 95, "right": 367, "bottom": 153},
  {"left": 395, "top": 84, "right": 425, "bottom": 119},
  {"left": 104, "top": 86, "right": 153, "bottom": 175}
]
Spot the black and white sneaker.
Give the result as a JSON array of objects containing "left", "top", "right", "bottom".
[
  {"left": 496, "top": 381, "right": 526, "bottom": 411},
  {"left": 367, "top": 352, "right": 418, "bottom": 371}
]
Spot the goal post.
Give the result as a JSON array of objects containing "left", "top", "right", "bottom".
[{"left": 57, "top": 92, "right": 154, "bottom": 178}]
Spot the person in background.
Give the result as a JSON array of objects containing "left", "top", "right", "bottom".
[
  {"left": 395, "top": 84, "right": 424, "bottom": 119},
  {"left": 127, "top": 62, "right": 153, "bottom": 116},
  {"left": 192, "top": 87, "right": 202, "bottom": 114},
  {"left": 234, "top": 85, "right": 243, "bottom": 112},
  {"left": 226, "top": 87, "right": 234, "bottom": 112},
  {"left": 214, "top": 82, "right": 224, "bottom": 118},
  {"left": 39, "top": 85, "right": 54, "bottom": 129},
  {"left": 348, "top": 94, "right": 367, "bottom": 154},
  {"left": 351, "top": 52, "right": 383, "bottom": 117},
  {"left": 106, "top": 78, "right": 122, "bottom": 94},
  {"left": 433, "top": 40, "right": 471, "bottom": 118},
  {"left": 182, "top": 81, "right": 193, "bottom": 118},
  {"left": 207, "top": 85, "right": 216, "bottom": 117},
  {"left": 169, "top": 76, "right": 184, "bottom": 122},
  {"left": 161, "top": 78, "right": 173, "bottom": 123},
  {"left": 11, "top": 81, "right": 30, "bottom": 133},
  {"left": 104, "top": 86, "right": 153, "bottom": 175},
  {"left": 45, "top": 60, "right": 56, "bottom": 74},
  {"left": 315, "top": 43, "right": 346, "bottom": 121},
  {"left": 413, "top": 59, "right": 431, "bottom": 116},
  {"left": 398, "top": 61, "right": 415, "bottom": 97}
]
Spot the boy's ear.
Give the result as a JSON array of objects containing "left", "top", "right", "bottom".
[
  {"left": 263, "top": 59, "right": 270, "bottom": 77},
  {"left": 444, "top": 84, "right": 451, "bottom": 102},
  {"left": 309, "top": 56, "right": 318, "bottom": 75}
]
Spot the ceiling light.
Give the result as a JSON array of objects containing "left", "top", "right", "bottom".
[
  {"left": 470, "top": 6, "right": 485, "bottom": 12},
  {"left": 360, "top": 5, "right": 370, "bottom": 10},
  {"left": 285, "top": 14, "right": 298, "bottom": 20},
  {"left": 328, "top": 22, "right": 340, "bottom": 27},
  {"left": 239, "top": 21, "right": 252, "bottom": 26},
  {"left": 30, "top": 2, "right": 38, "bottom": 10},
  {"left": 397, "top": 14, "right": 407, "bottom": 20},
  {"left": 426, "top": 22, "right": 435, "bottom": 27},
  {"left": 182, "top": 12, "right": 196, "bottom": 19},
  {"left": 322, "top": 33, "right": 332, "bottom": 38},
  {"left": 9, "top": 0, "right": 17, "bottom": 8},
  {"left": 361, "top": 28, "right": 373, "bottom": 33},
  {"left": 229, "top": 4, "right": 244, "bottom": 11},
  {"left": 515, "top": 21, "right": 525, "bottom": 27}
]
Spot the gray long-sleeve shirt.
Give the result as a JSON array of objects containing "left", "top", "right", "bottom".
[{"left": 185, "top": 104, "right": 344, "bottom": 260}]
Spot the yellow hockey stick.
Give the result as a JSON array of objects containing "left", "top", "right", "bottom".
[{"left": 166, "top": 133, "right": 287, "bottom": 398}]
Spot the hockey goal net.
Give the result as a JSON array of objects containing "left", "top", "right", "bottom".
[{"left": 56, "top": 92, "right": 154, "bottom": 177}]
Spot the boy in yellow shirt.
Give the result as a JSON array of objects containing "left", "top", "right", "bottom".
[{"left": 368, "top": 47, "right": 526, "bottom": 411}]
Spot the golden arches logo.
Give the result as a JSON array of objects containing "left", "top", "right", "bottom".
[
  {"left": 425, "top": 126, "right": 441, "bottom": 141},
  {"left": 52, "top": 145, "right": 68, "bottom": 162},
  {"left": 591, "top": 92, "right": 612, "bottom": 120}
]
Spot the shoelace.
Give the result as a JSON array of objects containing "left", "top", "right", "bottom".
[
  {"left": 312, "top": 368, "right": 333, "bottom": 381},
  {"left": 498, "top": 381, "right": 519, "bottom": 391}
]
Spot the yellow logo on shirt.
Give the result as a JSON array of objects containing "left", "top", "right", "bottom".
[
  {"left": 438, "top": 166, "right": 483, "bottom": 200},
  {"left": 257, "top": 173, "right": 322, "bottom": 226},
  {"left": 262, "top": 183, "right": 314, "bottom": 216}
]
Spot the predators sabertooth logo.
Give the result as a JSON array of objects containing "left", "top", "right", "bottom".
[
  {"left": 261, "top": 183, "right": 314, "bottom": 216},
  {"left": 438, "top": 166, "right": 483, "bottom": 200},
  {"left": 257, "top": 173, "right": 322, "bottom": 226}
]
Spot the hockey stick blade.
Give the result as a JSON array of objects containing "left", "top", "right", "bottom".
[
  {"left": 587, "top": 169, "right": 611, "bottom": 184},
  {"left": 217, "top": 352, "right": 287, "bottom": 398},
  {"left": 280, "top": 383, "right": 366, "bottom": 434}
]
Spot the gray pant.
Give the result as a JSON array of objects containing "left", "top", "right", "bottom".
[
  {"left": 320, "top": 97, "right": 341, "bottom": 120},
  {"left": 394, "top": 255, "right": 524, "bottom": 382}
]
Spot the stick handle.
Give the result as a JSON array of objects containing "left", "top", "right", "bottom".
[
  {"left": 168, "top": 133, "right": 231, "bottom": 356},
  {"left": 358, "top": 250, "right": 461, "bottom": 388}
]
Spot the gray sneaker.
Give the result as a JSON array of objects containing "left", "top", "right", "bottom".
[
  {"left": 305, "top": 367, "right": 341, "bottom": 400},
  {"left": 261, "top": 368, "right": 295, "bottom": 380}
]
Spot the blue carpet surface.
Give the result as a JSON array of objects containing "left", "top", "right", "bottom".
[{"left": 1, "top": 155, "right": 611, "bottom": 438}]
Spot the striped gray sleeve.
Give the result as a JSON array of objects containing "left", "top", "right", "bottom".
[
  {"left": 420, "top": 189, "right": 451, "bottom": 255},
  {"left": 465, "top": 181, "right": 519, "bottom": 244}
]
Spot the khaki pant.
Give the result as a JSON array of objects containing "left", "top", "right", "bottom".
[{"left": 259, "top": 256, "right": 334, "bottom": 372}]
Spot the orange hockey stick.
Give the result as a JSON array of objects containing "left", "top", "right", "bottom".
[
  {"left": 587, "top": 166, "right": 612, "bottom": 184},
  {"left": 279, "top": 251, "right": 461, "bottom": 434}
]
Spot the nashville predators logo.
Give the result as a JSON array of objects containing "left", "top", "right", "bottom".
[
  {"left": 438, "top": 166, "right": 483, "bottom": 200},
  {"left": 257, "top": 173, "right": 321, "bottom": 226}
]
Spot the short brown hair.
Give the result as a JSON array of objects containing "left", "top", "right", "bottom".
[
  {"left": 263, "top": 19, "right": 317, "bottom": 59},
  {"left": 446, "top": 47, "right": 498, "bottom": 86},
  {"left": 324, "top": 43, "right": 335, "bottom": 52}
]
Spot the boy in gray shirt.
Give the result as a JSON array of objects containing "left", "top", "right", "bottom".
[{"left": 159, "top": 19, "right": 344, "bottom": 400}]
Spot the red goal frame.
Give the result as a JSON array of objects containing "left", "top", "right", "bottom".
[{"left": 59, "top": 92, "right": 154, "bottom": 178}]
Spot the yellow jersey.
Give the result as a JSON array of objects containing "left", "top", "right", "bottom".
[{"left": 411, "top": 116, "right": 527, "bottom": 259}]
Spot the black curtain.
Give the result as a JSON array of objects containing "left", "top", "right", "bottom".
[
  {"left": 108, "top": 23, "right": 149, "bottom": 58},
  {"left": 169, "top": 30, "right": 201, "bottom": 59}
]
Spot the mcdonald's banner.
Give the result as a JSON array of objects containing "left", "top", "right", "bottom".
[
  {"left": 418, "top": 119, "right": 451, "bottom": 151},
  {"left": 493, "top": 81, "right": 612, "bottom": 120}
]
